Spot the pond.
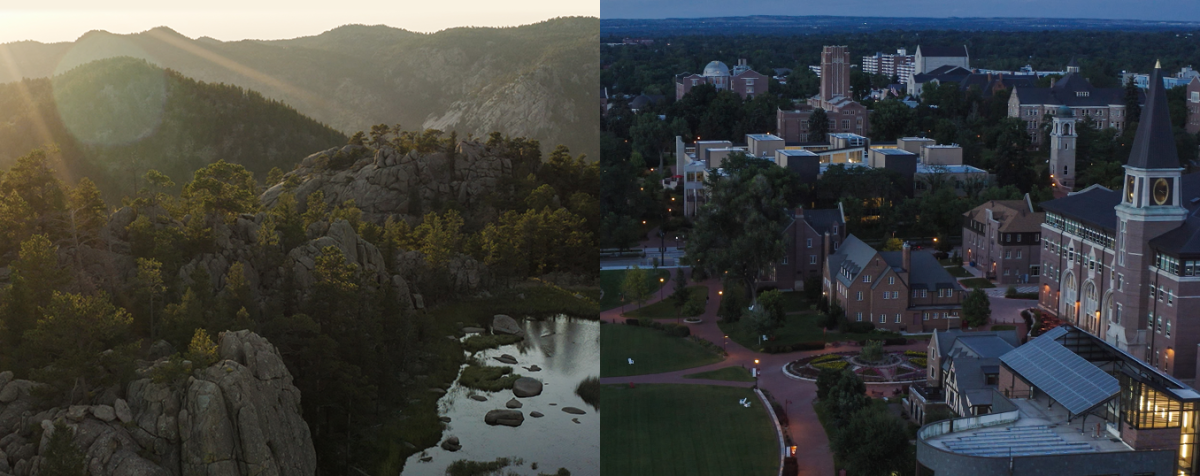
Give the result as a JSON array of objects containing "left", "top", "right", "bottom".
[{"left": 402, "top": 315, "right": 600, "bottom": 475}]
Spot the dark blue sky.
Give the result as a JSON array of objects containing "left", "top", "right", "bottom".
[{"left": 601, "top": 0, "right": 1200, "bottom": 22}]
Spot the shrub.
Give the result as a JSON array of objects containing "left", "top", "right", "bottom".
[
  {"left": 843, "top": 321, "right": 876, "bottom": 334},
  {"left": 184, "top": 328, "right": 220, "bottom": 368},
  {"left": 859, "top": 340, "right": 884, "bottom": 363},
  {"left": 663, "top": 324, "right": 691, "bottom": 338},
  {"left": 1005, "top": 285, "right": 1018, "bottom": 298},
  {"left": 882, "top": 337, "right": 908, "bottom": 346},
  {"left": 717, "top": 283, "right": 746, "bottom": 322},
  {"left": 910, "top": 357, "right": 927, "bottom": 367},
  {"left": 625, "top": 318, "right": 640, "bottom": 326},
  {"left": 814, "top": 361, "right": 849, "bottom": 370},
  {"left": 682, "top": 299, "right": 706, "bottom": 316},
  {"left": 904, "top": 350, "right": 927, "bottom": 357},
  {"left": 575, "top": 377, "right": 599, "bottom": 409}
]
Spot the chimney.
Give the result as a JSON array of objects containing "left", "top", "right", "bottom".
[
  {"left": 1050, "top": 77, "right": 1057, "bottom": 88},
  {"left": 823, "top": 231, "right": 832, "bottom": 259},
  {"left": 902, "top": 241, "right": 912, "bottom": 272}
]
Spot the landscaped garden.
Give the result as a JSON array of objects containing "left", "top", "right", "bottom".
[
  {"left": 786, "top": 342, "right": 927, "bottom": 383},
  {"left": 959, "top": 277, "right": 996, "bottom": 289},
  {"left": 624, "top": 286, "right": 708, "bottom": 319},
  {"left": 600, "top": 323, "right": 724, "bottom": 377},
  {"left": 600, "top": 268, "right": 670, "bottom": 310},
  {"left": 601, "top": 384, "right": 778, "bottom": 476}
]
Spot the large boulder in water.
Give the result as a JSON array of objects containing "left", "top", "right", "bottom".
[
  {"left": 484, "top": 410, "right": 525, "bottom": 427},
  {"left": 512, "top": 378, "right": 543, "bottom": 398},
  {"left": 492, "top": 314, "right": 525, "bottom": 337}
]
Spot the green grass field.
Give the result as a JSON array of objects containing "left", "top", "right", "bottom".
[
  {"left": 625, "top": 286, "right": 708, "bottom": 319},
  {"left": 682, "top": 366, "right": 755, "bottom": 382},
  {"left": 601, "top": 324, "right": 724, "bottom": 377},
  {"left": 718, "top": 312, "right": 928, "bottom": 351},
  {"left": 945, "top": 266, "right": 970, "bottom": 278},
  {"left": 601, "top": 384, "right": 778, "bottom": 476},
  {"left": 600, "top": 269, "right": 671, "bottom": 311},
  {"left": 960, "top": 278, "right": 997, "bottom": 289}
]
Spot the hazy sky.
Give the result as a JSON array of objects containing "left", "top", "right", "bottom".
[
  {"left": 601, "top": 0, "right": 1200, "bottom": 22},
  {"left": 0, "top": 0, "right": 599, "bottom": 44}
]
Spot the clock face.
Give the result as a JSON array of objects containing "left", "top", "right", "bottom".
[
  {"left": 1126, "top": 175, "right": 1136, "bottom": 203},
  {"left": 1153, "top": 178, "right": 1171, "bottom": 205}
]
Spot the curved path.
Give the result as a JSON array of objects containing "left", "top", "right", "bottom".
[{"left": 601, "top": 273, "right": 927, "bottom": 476}]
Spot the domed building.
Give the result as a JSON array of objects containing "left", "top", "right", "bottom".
[{"left": 675, "top": 58, "right": 767, "bottom": 101}]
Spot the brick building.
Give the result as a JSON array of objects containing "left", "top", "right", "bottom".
[
  {"left": 763, "top": 206, "right": 846, "bottom": 291},
  {"left": 1009, "top": 72, "right": 1141, "bottom": 146},
  {"left": 675, "top": 59, "right": 769, "bottom": 101},
  {"left": 1037, "top": 66, "right": 1200, "bottom": 384},
  {"left": 823, "top": 235, "right": 963, "bottom": 333},
  {"left": 777, "top": 46, "right": 871, "bottom": 142},
  {"left": 962, "top": 195, "right": 1044, "bottom": 284}
]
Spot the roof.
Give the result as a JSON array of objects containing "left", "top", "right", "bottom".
[
  {"left": 1039, "top": 184, "right": 1121, "bottom": 231},
  {"left": 964, "top": 199, "right": 1045, "bottom": 234},
  {"left": 912, "top": 65, "right": 971, "bottom": 84},
  {"left": 915, "top": 164, "right": 987, "bottom": 174},
  {"left": 703, "top": 61, "right": 730, "bottom": 77},
  {"left": 875, "top": 148, "right": 917, "bottom": 156},
  {"left": 1000, "top": 326, "right": 1120, "bottom": 416},
  {"left": 952, "top": 335, "right": 1016, "bottom": 359},
  {"left": 828, "top": 234, "right": 879, "bottom": 287},
  {"left": 628, "top": 94, "right": 664, "bottom": 110},
  {"left": 747, "top": 134, "right": 784, "bottom": 142},
  {"left": 1011, "top": 72, "right": 1138, "bottom": 108},
  {"left": 933, "top": 329, "right": 1022, "bottom": 360},
  {"left": 778, "top": 149, "right": 818, "bottom": 156},
  {"left": 802, "top": 208, "right": 844, "bottom": 236},
  {"left": 1127, "top": 66, "right": 1181, "bottom": 170},
  {"left": 919, "top": 45, "right": 969, "bottom": 58},
  {"left": 879, "top": 249, "right": 958, "bottom": 290}
]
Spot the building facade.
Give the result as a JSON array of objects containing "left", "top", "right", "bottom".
[
  {"left": 862, "top": 49, "right": 915, "bottom": 83},
  {"left": 962, "top": 196, "right": 1044, "bottom": 284},
  {"left": 1038, "top": 66, "right": 1200, "bottom": 384},
  {"left": 823, "top": 235, "right": 963, "bottom": 333},
  {"left": 777, "top": 46, "right": 871, "bottom": 142},
  {"left": 1009, "top": 72, "right": 1140, "bottom": 145},
  {"left": 765, "top": 206, "right": 846, "bottom": 291},
  {"left": 675, "top": 59, "right": 769, "bottom": 101}
]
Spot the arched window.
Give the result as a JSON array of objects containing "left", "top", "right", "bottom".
[
  {"left": 1063, "top": 273, "right": 1078, "bottom": 320},
  {"left": 1082, "top": 283, "right": 1098, "bottom": 332}
]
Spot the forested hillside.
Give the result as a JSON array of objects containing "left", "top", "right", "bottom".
[
  {"left": 0, "top": 56, "right": 347, "bottom": 200},
  {"left": 0, "top": 17, "right": 600, "bottom": 161},
  {"left": 0, "top": 129, "right": 598, "bottom": 474}
]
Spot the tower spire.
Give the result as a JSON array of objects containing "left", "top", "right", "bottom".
[{"left": 1127, "top": 64, "right": 1178, "bottom": 169}]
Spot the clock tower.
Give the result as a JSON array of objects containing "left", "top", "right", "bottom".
[
  {"left": 1049, "top": 105, "right": 1077, "bottom": 196},
  {"left": 1111, "top": 62, "right": 1187, "bottom": 360}
]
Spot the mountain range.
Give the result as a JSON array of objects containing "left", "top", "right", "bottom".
[{"left": 0, "top": 16, "right": 599, "bottom": 165}]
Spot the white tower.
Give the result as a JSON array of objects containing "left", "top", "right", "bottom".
[{"left": 1049, "top": 105, "right": 1077, "bottom": 194}]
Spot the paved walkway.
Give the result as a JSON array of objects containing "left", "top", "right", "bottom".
[{"left": 601, "top": 273, "right": 927, "bottom": 476}]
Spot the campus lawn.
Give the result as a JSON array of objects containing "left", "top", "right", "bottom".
[
  {"left": 938, "top": 258, "right": 960, "bottom": 266},
  {"left": 625, "top": 286, "right": 708, "bottom": 319},
  {"left": 601, "top": 324, "right": 724, "bottom": 377},
  {"left": 960, "top": 278, "right": 996, "bottom": 289},
  {"left": 600, "top": 269, "right": 671, "bottom": 311},
  {"left": 683, "top": 366, "right": 755, "bottom": 382},
  {"left": 945, "top": 266, "right": 970, "bottom": 278},
  {"left": 718, "top": 312, "right": 931, "bottom": 351},
  {"left": 601, "top": 384, "right": 778, "bottom": 476}
]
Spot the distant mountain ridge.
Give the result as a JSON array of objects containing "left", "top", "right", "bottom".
[
  {"left": 0, "top": 17, "right": 599, "bottom": 161},
  {"left": 601, "top": 15, "right": 1200, "bottom": 36},
  {"left": 0, "top": 56, "right": 347, "bottom": 200}
]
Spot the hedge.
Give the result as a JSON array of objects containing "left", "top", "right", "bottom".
[
  {"left": 904, "top": 350, "right": 927, "bottom": 357},
  {"left": 763, "top": 341, "right": 826, "bottom": 353},
  {"left": 814, "top": 361, "right": 849, "bottom": 370},
  {"left": 910, "top": 357, "right": 927, "bottom": 367},
  {"left": 810, "top": 354, "right": 842, "bottom": 364}
]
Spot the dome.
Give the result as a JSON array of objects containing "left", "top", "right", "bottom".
[
  {"left": 703, "top": 61, "right": 731, "bottom": 77},
  {"left": 1057, "top": 105, "right": 1073, "bottom": 117}
]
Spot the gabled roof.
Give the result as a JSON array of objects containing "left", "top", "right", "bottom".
[
  {"left": 802, "top": 208, "right": 844, "bottom": 236},
  {"left": 1010, "top": 73, "right": 1138, "bottom": 108},
  {"left": 879, "top": 249, "right": 957, "bottom": 290},
  {"left": 1000, "top": 326, "right": 1120, "bottom": 416},
  {"left": 827, "top": 234, "right": 879, "bottom": 287},
  {"left": 1127, "top": 66, "right": 1181, "bottom": 170},
  {"left": 932, "top": 329, "right": 1021, "bottom": 360},
  {"left": 951, "top": 335, "right": 1016, "bottom": 359},
  {"left": 963, "top": 198, "right": 1044, "bottom": 233},
  {"left": 1039, "top": 184, "right": 1121, "bottom": 231},
  {"left": 919, "top": 45, "right": 968, "bottom": 58}
]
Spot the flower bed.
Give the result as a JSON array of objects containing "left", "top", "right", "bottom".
[
  {"left": 813, "top": 361, "right": 849, "bottom": 371},
  {"left": 904, "top": 350, "right": 927, "bottom": 357},
  {"left": 909, "top": 357, "right": 927, "bottom": 367},
  {"left": 810, "top": 354, "right": 842, "bottom": 364}
]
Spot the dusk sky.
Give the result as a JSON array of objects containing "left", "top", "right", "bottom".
[
  {"left": 0, "top": 0, "right": 598, "bottom": 44},
  {"left": 601, "top": 0, "right": 1200, "bottom": 22}
]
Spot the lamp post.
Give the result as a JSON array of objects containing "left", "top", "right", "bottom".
[
  {"left": 660, "top": 277, "right": 665, "bottom": 300},
  {"left": 754, "top": 359, "right": 760, "bottom": 389},
  {"left": 724, "top": 335, "right": 728, "bottom": 352}
]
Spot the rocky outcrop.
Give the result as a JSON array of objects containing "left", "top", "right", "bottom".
[
  {"left": 491, "top": 315, "right": 524, "bottom": 337},
  {"left": 260, "top": 142, "right": 510, "bottom": 225},
  {"left": 0, "top": 331, "right": 315, "bottom": 476}
]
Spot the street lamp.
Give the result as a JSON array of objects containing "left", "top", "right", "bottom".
[
  {"left": 724, "top": 335, "right": 728, "bottom": 351},
  {"left": 754, "top": 359, "right": 761, "bottom": 388},
  {"left": 660, "top": 277, "right": 665, "bottom": 300}
]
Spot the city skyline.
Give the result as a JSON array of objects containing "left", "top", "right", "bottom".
[{"left": 601, "top": 0, "right": 1200, "bottom": 22}]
